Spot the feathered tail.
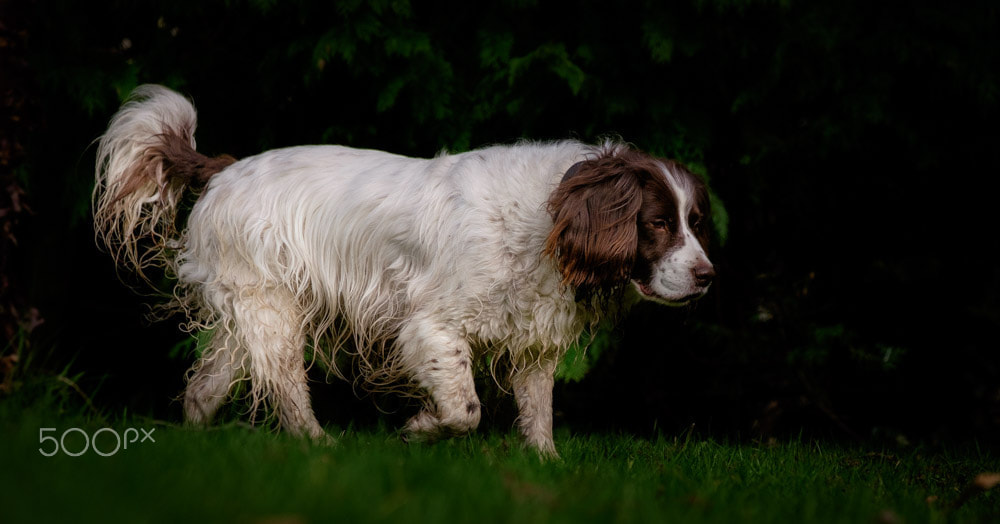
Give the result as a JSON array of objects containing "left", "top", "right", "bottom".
[{"left": 93, "top": 85, "right": 234, "bottom": 282}]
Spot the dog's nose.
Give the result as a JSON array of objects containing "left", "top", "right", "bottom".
[{"left": 693, "top": 263, "right": 716, "bottom": 287}]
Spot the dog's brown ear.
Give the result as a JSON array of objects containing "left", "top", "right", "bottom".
[{"left": 544, "top": 151, "right": 648, "bottom": 295}]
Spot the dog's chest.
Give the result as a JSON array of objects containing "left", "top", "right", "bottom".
[{"left": 456, "top": 253, "right": 584, "bottom": 357}]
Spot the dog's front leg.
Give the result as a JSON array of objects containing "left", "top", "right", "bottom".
[
  {"left": 511, "top": 358, "right": 558, "bottom": 458},
  {"left": 398, "top": 316, "right": 481, "bottom": 441}
]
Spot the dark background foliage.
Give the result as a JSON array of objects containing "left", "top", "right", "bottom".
[{"left": 2, "top": 0, "right": 998, "bottom": 444}]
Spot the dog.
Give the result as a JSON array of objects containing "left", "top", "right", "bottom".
[{"left": 93, "top": 85, "right": 714, "bottom": 456}]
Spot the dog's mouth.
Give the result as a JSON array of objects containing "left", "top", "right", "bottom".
[{"left": 633, "top": 280, "right": 708, "bottom": 306}]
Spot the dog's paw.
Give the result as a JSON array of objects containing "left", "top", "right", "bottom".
[
  {"left": 524, "top": 436, "right": 560, "bottom": 461},
  {"left": 311, "top": 430, "right": 336, "bottom": 446},
  {"left": 402, "top": 410, "right": 443, "bottom": 443}
]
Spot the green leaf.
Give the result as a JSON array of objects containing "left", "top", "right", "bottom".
[
  {"left": 384, "top": 31, "right": 432, "bottom": 58},
  {"left": 168, "top": 329, "right": 214, "bottom": 360},
  {"left": 508, "top": 43, "right": 586, "bottom": 95},
  {"left": 643, "top": 25, "right": 674, "bottom": 63},
  {"left": 555, "top": 326, "right": 617, "bottom": 382},
  {"left": 377, "top": 77, "right": 407, "bottom": 112}
]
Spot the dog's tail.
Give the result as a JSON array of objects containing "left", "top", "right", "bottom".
[{"left": 93, "top": 85, "right": 235, "bottom": 282}]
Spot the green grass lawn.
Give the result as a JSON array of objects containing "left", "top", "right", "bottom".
[{"left": 2, "top": 393, "right": 997, "bottom": 524}]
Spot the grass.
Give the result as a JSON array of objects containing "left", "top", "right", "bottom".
[{"left": 1, "top": 389, "right": 998, "bottom": 524}]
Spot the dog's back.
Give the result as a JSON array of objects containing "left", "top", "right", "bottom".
[{"left": 179, "top": 141, "right": 589, "bottom": 353}]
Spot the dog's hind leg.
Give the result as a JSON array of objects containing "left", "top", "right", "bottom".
[
  {"left": 184, "top": 330, "right": 246, "bottom": 425},
  {"left": 399, "top": 316, "right": 481, "bottom": 441},
  {"left": 229, "top": 286, "right": 327, "bottom": 440}
]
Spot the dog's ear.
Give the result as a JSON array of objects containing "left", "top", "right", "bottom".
[{"left": 544, "top": 152, "right": 647, "bottom": 295}]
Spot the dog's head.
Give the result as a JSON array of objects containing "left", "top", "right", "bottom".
[{"left": 545, "top": 145, "right": 715, "bottom": 305}]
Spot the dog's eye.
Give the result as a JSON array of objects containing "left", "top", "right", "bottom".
[
  {"left": 689, "top": 214, "right": 702, "bottom": 230},
  {"left": 650, "top": 217, "right": 676, "bottom": 231}
]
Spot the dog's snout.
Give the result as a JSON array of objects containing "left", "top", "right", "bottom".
[{"left": 693, "top": 262, "right": 716, "bottom": 287}]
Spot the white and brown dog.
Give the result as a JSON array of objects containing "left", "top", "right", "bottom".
[{"left": 94, "top": 85, "right": 714, "bottom": 456}]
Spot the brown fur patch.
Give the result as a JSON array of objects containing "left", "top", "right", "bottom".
[
  {"left": 153, "top": 129, "right": 236, "bottom": 185},
  {"left": 112, "top": 128, "right": 235, "bottom": 206},
  {"left": 544, "top": 147, "right": 664, "bottom": 296}
]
